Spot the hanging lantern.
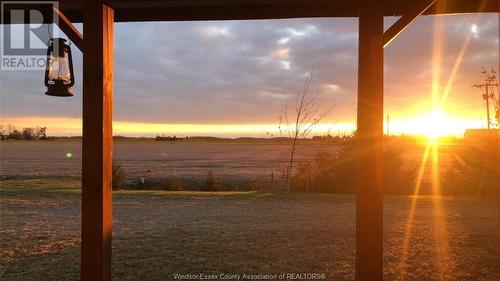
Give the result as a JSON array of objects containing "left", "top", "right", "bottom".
[{"left": 44, "top": 38, "right": 75, "bottom": 97}]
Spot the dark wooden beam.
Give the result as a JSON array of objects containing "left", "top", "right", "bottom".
[
  {"left": 81, "top": 2, "right": 114, "bottom": 281},
  {"left": 419, "top": 0, "right": 498, "bottom": 15},
  {"left": 1, "top": 0, "right": 497, "bottom": 23},
  {"left": 356, "top": 0, "right": 384, "bottom": 280},
  {"left": 383, "top": 0, "right": 437, "bottom": 48},
  {"left": 112, "top": 3, "right": 355, "bottom": 21},
  {"left": 54, "top": 6, "right": 83, "bottom": 51},
  {"left": 89, "top": 0, "right": 500, "bottom": 22}
]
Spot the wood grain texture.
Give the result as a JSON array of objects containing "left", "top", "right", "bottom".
[
  {"left": 1, "top": 0, "right": 497, "bottom": 23},
  {"left": 81, "top": 2, "right": 114, "bottom": 281},
  {"left": 54, "top": 7, "right": 83, "bottom": 51},
  {"left": 356, "top": 0, "right": 384, "bottom": 280},
  {"left": 383, "top": 0, "right": 437, "bottom": 48}
]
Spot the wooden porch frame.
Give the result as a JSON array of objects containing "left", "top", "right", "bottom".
[
  {"left": 4, "top": 1, "right": 495, "bottom": 280},
  {"left": 79, "top": 4, "right": 388, "bottom": 278},
  {"left": 53, "top": 6, "right": 83, "bottom": 51},
  {"left": 356, "top": 1, "right": 384, "bottom": 279},
  {"left": 383, "top": 0, "right": 437, "bottom": 48},
  {"left": 81, "top": 2, "right": 114, "bottom": 280}
]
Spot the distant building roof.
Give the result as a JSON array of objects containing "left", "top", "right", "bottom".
[{"left": 464, "top": 129, "right": 499, "bottom": 144}]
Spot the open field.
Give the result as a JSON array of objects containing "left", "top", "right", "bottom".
[
  {"left": 1, "top": 178, "right": 498, "bottom": 280},
  {"left": 0, "top": 141, "right": 459, "bottom": 189},
  {"left": 0, "top": 141, "right": 338, "bottom": 183}
]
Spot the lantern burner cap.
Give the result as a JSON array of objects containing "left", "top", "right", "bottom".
[{"left": 45, "top": 88, "right": 73, "bottom": 97}]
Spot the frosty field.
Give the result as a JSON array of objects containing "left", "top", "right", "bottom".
[
  {"left": 0, "top": 141, "right": 337, "bottom": 181},
  {"left": 0, "top": 178, "right": 498, "bottom": 280},
  {"left": 0, "top": 141, "right": 498, "bottom": 280}
]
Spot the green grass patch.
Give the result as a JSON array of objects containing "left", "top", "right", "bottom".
[
  {"left": 0, "top": 177, "right": 356, "bottom": 204},
  {"left": 0, "top": 177, "right": 81, "bottom": 199}
]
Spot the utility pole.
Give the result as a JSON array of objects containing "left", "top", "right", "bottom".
[
  {"left": 386, "top": 114, "right": 390, "bottom": 136},
  {"left": 485, "top": 86, "right": 490, "bottom": 129},
  {"left": 473, "top": 69, "right": 499, "bottom": 129}
]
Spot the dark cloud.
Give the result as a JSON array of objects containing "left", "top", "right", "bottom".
[{"left": 1, "top": 14, "right": 498, "bottom": 125}]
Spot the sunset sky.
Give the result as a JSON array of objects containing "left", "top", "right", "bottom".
[{"left": 0, "top": 13, "right": 498, "bottom": 137}]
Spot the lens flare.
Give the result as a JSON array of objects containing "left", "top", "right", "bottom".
[
  {"left": 430, "top": 144, "right": 451, "bottom": 280},
  {"left": 399, "top": 145, "right": 431, "bottom": 280},
  {"left": 470, "top": 24, "right": 478, "bottom": 38}
]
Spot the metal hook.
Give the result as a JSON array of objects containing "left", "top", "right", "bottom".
[{"left": 47, "top": 23, "right": 53, "bottom": 40}]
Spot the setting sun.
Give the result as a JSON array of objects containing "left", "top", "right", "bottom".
[
  {"left": 387, "top": 109, "right": 482, "bottom": 139},
  {"left": 418, "top": 110, "right": 453, "bottom": 139}
]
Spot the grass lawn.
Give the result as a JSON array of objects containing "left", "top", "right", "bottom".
[{"left": 1, "top": 177, "right": 498, "bottom": 280}]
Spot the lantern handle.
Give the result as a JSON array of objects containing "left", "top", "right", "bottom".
[{"left": 47, "top": 23, "right": 53, "bottom": 41}]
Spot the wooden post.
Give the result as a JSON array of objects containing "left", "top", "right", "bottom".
[
  {"left": 356, "top": 0, "right": 384, "bottom": 280},
  {"left": 81, "top": 2, "right": 114, "bottom": 281}
]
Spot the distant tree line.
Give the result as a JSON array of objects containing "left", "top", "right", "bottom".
[
  {"left": 311, "top": 134, "right": 354, "bottom": 144},
  {"left": 155, "top": 135, "right": 178, "bottom": 141},
  {"left": 0, "top": 124, "right": 47, "bottom": 140}
]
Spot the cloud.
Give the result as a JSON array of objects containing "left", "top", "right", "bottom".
[
  {"left": 0, "top": 14, "right": 497, "bottom": 131},
  {"left": 198, "top": 25, "right": 231, "bottom": 38}
]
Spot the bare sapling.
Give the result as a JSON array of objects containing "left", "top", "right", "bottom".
[{"left": 279, "top": 71, "right": 330, "bottom": 192}]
